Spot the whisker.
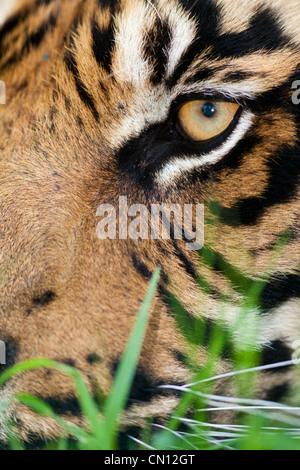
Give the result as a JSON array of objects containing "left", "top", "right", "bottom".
[
  {"left": 152, "top": 423, "right": 199, "bottom": 450},
  {"left": 145, "top": 0, "right": 163, "bottom": 23},
  {"left": 186, "top": 359, "right": 300, "bottom": 387},
  {"left": 128, "top": 436, "right": 155, "bottom": 450}
]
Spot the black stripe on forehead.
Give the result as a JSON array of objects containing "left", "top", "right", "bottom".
[
  {"left": 168, "top": 0, "right": 221, "bottom": 87},
  {"left": 91, "top": 16, "right": 115, "bottom": 74},
  {"left": 96, "top": 0, "right": 120, "bottom": 7},
  {"left": 144, "top": 19, "right": 172, "bottom": 85},
  {"left": 212, "top": 7, "right": 290, "bottom": 58},
  {"left": 91, "top": 1, "right": 120, "bottom": 74},
  {"left": 169, "top": 2, "right": 290, "bottom": 87}
]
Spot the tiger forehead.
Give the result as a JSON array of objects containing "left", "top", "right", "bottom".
[
  {"left": 92, "top": 0, "right": 299, "bottom": 89},
  {"left": 39, "top": 0, "right": 299, "bottom": 152}
]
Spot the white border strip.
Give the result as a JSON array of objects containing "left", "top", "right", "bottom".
[{"left": 156, "top": 111, "right": 254, "bottom": 185}]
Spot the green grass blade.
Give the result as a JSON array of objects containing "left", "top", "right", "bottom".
[{"left": 103, "top": 267, "right": 161, "bottom": 448}]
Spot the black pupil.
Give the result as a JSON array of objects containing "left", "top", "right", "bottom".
[{"left": 202, "top": 103, "right": 216, "bottom": 118}]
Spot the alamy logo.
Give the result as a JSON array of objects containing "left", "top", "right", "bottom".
[
  {"left": 0, "top": 341, "right": 6, "bottom": 365},
  {"left": 292, "top": 80, "right": 300, "bottom": 105},
  {"left": 0, "top": 81, "right": 5, "bottom": 105},
  {"left": 96, "top": 196, "right": 204, "bottom": 250}
]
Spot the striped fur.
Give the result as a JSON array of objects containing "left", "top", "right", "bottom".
[{"left": 0, "top": 0, "right": 299, "bottom": 443}]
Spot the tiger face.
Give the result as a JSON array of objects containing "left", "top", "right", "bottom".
[{"left": 0, "top": 0, "right": 299, "bottom": 443}]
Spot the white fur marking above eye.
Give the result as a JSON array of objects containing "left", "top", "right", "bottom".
[{"left": 156, "top": 111, "right": 254, "bottom": 185}]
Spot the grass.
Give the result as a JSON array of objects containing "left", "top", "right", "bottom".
[{"left": 0, "top": 237, "right": 300, "bottom": 450}]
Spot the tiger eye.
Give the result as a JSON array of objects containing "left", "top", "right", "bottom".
[{"left": 177, "top": 100, "right": 240, "bottom": 142}]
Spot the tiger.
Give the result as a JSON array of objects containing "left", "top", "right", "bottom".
[{"left": 0, "top": 0, "right": 299, "bottom": 447}]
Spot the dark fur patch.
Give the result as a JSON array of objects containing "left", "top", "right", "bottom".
[
  {"left": 39, "top": 396, "right": 82, "bottom": 416},
  {"left": 169, "top": 4, "right": 290, "bottom": 87},
  {"left": 223, "top": 70, "right": 256, "bottom": 83},
  {"left": 35, "top": 0, "right": 57, "bottom": 5},
  {"left": 61, "top": 358, "right": 77, "bottom": 367},
  {"left": 64, "top": 49, "right": 99, "bottom": 121},
  {"left": 111, "top": 360, "right": 183, "bottom": 408},
  {"left": 172, "top": 350, "right": 187, "bottom": 367},
  {"left": 261, "top": 340, "right": 293, "bottom": 370},
  {"left": 97, "top": 0, "right": 120, "bottom": 9},
  {"left": 131, "top": 253, "right": 154, "bottom": 279},
  {"left": 125, "top": 370, "right": 182, "bottom": 408},
  {"left": 32, "top": 290, "right": 56, "bottom": 308},
  {"left": 265, "top": 382, "right": 290, "bottom": 402},
  {"left": 143, "top": 20, "right": 172, "bottom": 85},
  {"left": 219, "top": 142, "right": 300, "bottom": 226},
  {"left": 91, "top": 15, "right": 115, "bottom": 74},
  {"left": 87, "top": 353, "right": 102, "bottom": 364},
  {"left": 184, "top": 66, "right": 221, "bottom": 84},
  {"left": 261, "top": 274, "right": 300, "bottom": 311},
  {"left": 169, "top": 0, "right": 221, "bottom": 86},
  {"left": 1, "top": 12, "right": 58, "bottom": 69},
  {"left": 211, "top": 7, "right": 290, "bottom": 59},
  {"left": 0, "top": 4, "right": 34, "bottom": 51}
]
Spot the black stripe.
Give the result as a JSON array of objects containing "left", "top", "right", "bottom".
[
  {"left": 64, "top": 50, "right": 99, "bottom": 121},
  {"left": 219, "top": 142, "right": 300, "bottom": 227},
  {"left": 144, "top": 19, "right": 172, "bottom": 85},
  {"left": 1, "top": 12, "right": 58, "bottom": 69},
  {"left": 172, "top": 350, "right": 187, "bottom": 367},
  {"left": 168, "top": 0, "right": 221, "bottom": 87},
  {"left": 169, "top": 4, "right": 290, "bottom": 87},
  {"left": 38, "top": 396, "right": 82, "bottom": 416},
  {"left": 261, "top": 340, "right": 293, "bottom": 370},
  {"left": 172, "top": 240, "right": 198, "bottom": 279},
  {"left": 223, "top": 70, "right": 256, "bottom": 83},
  {"left": 97, "top": 0, "right": 120, "bottom": 8},
  {"left": 131, "top": 253, "right": 154, "bottom": 279},
  {"left": 211, "top": 7, "right": 290, "bottom": 59},
  {"left": 0, "top": 7, "right": 31, "bottom": 47},
  {"left": 35, "top": 0, "right": 57, "bottom": 7},
  {"left": 265, "top": 382, "right": 291, "bottom": 403},
  {"left": 184, "top": 66, "right": 221, "bottom": 84},
  {"left": 175, "top": 131, "right": 262, "bottom": 192},
  {"left": 91, "top": 16, "right": 115, "bottom": 74},
  {"left": 111, "top": 362, "right": 183, "bottom": 408},
  {"left": 32, "top": 290, "right": 56, "bottom": 308},
  {"left": 261, "top": 273, "right": 300, "bottom": 311},
  {"left": 35, "top": 0, "right": 57, "bottom": 5},
  {"left": 213, "top": 132, "right": 262, "bottom": 172},
  {"left": 86, "top": 352, "right": 102, "bottom": 364},
  {"left": 127, "top": 370, "right": 183, "bottom": 407},
  {"left": 0, "top": 0, "right": 55, "bottom": 46}
]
